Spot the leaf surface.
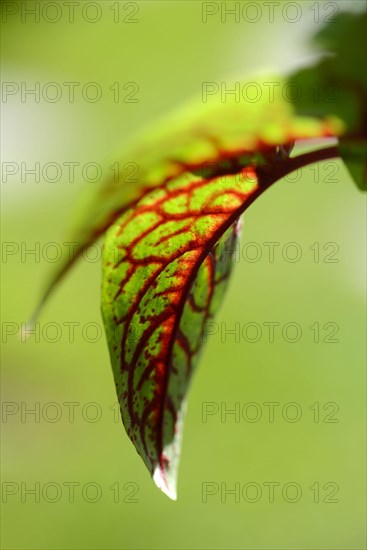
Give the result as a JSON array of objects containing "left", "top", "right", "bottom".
[{"left": 101, "top": 166, "right": 260, "bottom": 498}]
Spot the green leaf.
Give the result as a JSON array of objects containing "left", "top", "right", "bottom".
[
  {"left": 289, "top": 10, "right": 367, "bottom": 188},
  {"left": 101, "top": 166, "right": 259, "bottom": 498}
]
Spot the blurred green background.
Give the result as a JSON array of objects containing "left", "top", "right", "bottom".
[{"left": 1, "top": 1, "right": 366, "bottom": 549}]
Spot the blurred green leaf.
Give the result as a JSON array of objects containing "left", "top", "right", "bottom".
[{"left": 289, "top": 11, "right": 367, "bottom": 189}]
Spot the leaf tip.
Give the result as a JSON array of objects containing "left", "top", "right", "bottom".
[{"left": 153, "top": 465, "right": 177, "bottom": 501}]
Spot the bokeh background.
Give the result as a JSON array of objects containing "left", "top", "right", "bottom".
[{"left": 1, "top": 1, "right": 366, "bottom": 548}]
